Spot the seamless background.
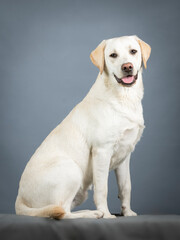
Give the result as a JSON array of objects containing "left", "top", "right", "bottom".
[{"left": 0, "top": 0, "right": 180, "bottom": 214}]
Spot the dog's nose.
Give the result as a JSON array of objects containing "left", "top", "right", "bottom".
[{"left": 121, "top": 62, "right": 133, "bottom": 73}]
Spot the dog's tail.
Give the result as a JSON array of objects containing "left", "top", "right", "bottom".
[{"left": 15, "top": 196, "right": 65, "bottom": 219}]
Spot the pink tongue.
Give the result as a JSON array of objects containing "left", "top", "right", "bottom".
[{"left": 122, "top": 76, "right": 134, "bottom": 84}]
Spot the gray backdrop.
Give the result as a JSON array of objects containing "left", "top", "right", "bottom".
[{"left": 0, "top": 0, "right": 180, "bottom": 215}]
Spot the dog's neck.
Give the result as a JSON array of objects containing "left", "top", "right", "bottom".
[
  {"left": 87, "top": 72, "right": 144, "bottom": 125},
  {"left": 88, "top": 68, "right": 144, "bottom": 108}
]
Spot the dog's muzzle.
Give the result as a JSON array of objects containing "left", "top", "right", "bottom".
[{"left": 114, "top": 73, "right": 138, "bottom": 86}]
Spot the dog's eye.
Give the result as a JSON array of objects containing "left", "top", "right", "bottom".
[
  {"left": 109, "top": 53, "right": 118, "bottom": 58},
  {"left": 130, "top": 49, "right": 137, "bottom": 55}
]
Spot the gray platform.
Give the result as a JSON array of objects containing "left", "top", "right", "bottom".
[{"left": 0, "top": 214, "right": 180, "bottom": 240}]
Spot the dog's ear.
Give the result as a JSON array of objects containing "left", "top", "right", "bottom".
[
  {"left": 136, "top": 37, "right": 151, "bottom": 69},
  {"left": 90, "top": 40, "right": 106, "bottom": 74}
]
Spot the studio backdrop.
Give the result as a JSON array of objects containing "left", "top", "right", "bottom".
[{"left": 0, "top": 0, "right": 180, "bottom": 214}]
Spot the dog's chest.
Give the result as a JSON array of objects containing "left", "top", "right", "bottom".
[{"left": 109, "top": 122, "right": 144, "bottom": 170}]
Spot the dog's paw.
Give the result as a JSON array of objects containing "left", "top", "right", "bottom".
[
  {"left": 121, "top": 208, "right": 137, "bottom": 217},
  {"left": 88, "top": 210, "right": 104, "bottom": 219},
  {"left": 103, "top": 213, "right": 116, "bottom": 219},
  {"left": 100, "top": 211, "right": 116, "bottom": 219}
]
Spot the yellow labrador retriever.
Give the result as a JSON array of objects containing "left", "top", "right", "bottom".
[{"left": 15, "top": 35, "right": 151, "bottom": 219}]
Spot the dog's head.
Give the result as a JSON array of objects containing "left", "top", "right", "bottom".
[{"left": 90, "top": 36, "right": 151, "bottom": 87}]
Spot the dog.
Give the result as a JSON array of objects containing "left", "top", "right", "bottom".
[{"left": 15, "top": 35, "right": 151, "bottom": 219}]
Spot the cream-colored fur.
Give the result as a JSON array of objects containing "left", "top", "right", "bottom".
[{"left": 15, "top": 35, "right": 151, "bottom": 219}]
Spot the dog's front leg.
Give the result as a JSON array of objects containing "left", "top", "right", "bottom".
[
  {"left": 115, "top": 154, "right": 137, "bottom": 216},
  {"left": 92, "top": 147, "right": 116, "bottom": 218}
]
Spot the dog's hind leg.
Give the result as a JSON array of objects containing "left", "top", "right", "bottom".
[
  {"left": 63, "top": 210, "right": 103, "bottom": 219},
  {"left": 71, "top": 189, "right": 88, "bottom": 210}
]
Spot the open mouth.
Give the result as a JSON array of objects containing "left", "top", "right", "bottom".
[{"left": 113, "top": 73, "right": 138, "bottom": 86}]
